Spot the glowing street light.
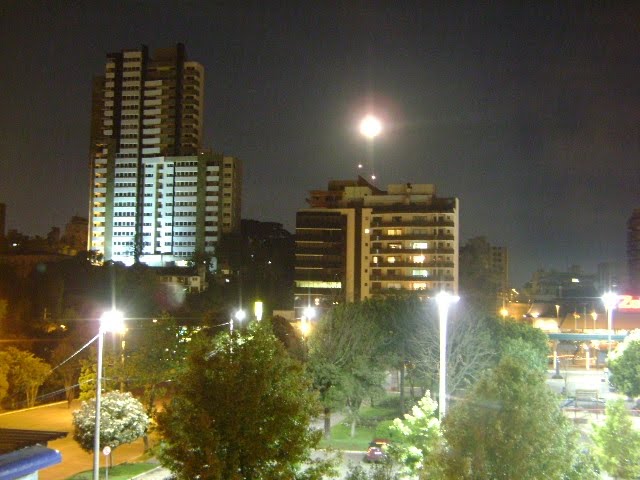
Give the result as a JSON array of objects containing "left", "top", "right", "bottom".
[
  {"left": 359, "top": 114, "right": 382, "bottom": 139},
  {"left": 435, "top": 291, "right": 459, "bottom": 420},
  {"left": 601, "top": 292, "right": 618, "bottom": 359},
  {"left": 94, "top": 309, "right": 125, "bottom": 480}
]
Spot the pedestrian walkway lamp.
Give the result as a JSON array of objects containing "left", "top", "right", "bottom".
[
  {"left": 435, "top": 291, "right": 459, "bottom": 420},
  {"left": 94, "top": 309, "right": 124, "bottom": 480}
]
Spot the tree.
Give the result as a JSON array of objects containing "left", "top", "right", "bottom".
[
  {"left": 308, "top": 300, "right": 387, "bottom": 438},
  {"left": 375, "top": 295, "right": 427, "bottom": 412},
  {"left": 608, "top": 331, "right": 640, "bottom": 398},
  {"left": 410, "top": 307, "right": 496, "bottom": 403},
  {"left": 157, "top": 322, "right": 335, "bottom": 480},
  {"left": 50, "top": 339, "right": 84, "bottom": 407},
  {"left": 441, "top": 355, "right": 594, "bottom": 479},
  {"left": 592, "top": 399, "right": 640, "bottom": 479},
  {"left": 116, "top": 316, "right": 187, "bottom": 416},
  {"left": 489, "top": 316, "right": 550, "bottom": 371},
  {"left": 72, "top": 390, "right": 149, "bottom": 462},
  {"left": 388, "top": 392, "right": 443, "bottom": 478},
  {"left": 0, "top": 347, "right": 51, "bottom": 408}
]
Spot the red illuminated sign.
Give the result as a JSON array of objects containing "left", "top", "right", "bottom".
[{"left": 617, "top": 295, "right": 640, "bottom": 311}]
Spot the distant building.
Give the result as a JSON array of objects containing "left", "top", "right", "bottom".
[
  {"left": 628, "top": 208, "right": 640, "bottom": 291},
  {"left": 61, "top": 216, "right": 88, "bottom": 254},
  {"left": 596, "top": 261, "right": 626, "bottom": 293},
  {"left": 294, "top": 177, "right": 459, "bottom": 318},
  {"left": 87, "top": 44, "right": 241, "bottom": 266},
  {"left": 459, "top": 236, "right": 509, "bottom": 310}
]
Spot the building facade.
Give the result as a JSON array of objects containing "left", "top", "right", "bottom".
[
  {"left": 294, "top": 178, "right": 459, "bottom": 318},
  {"left": 88, "top": 44, "right": 241, "bottom": 265}
]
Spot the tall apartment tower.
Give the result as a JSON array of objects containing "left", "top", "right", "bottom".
[
  {"left": 294, "top": 177, "right": 459, "bottom": 318},
  {"left": 88, "top": 44, "right": 241, "bottom": 266},
  {"left": 628, "top": 208, "right": 640, "bottom": 291}
]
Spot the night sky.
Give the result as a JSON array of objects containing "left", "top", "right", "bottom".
[{"left": 1, "top": 2, "right": 638, "bottom": 285}]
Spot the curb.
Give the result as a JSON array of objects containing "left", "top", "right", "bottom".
[{"left": 130, "top": 466, "right": 172, "bottom": 480}]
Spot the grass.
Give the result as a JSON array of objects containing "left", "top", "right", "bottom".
[
  {"left": 66, "top": 462, "right": 158, "bottom": 480},
  {"left": 318, "top": 401, "right": 400, "bottom": 451}
]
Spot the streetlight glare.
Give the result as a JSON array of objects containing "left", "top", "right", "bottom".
[
  {"left": 303, "top": 306, "right": 316, "bottom": 319},
  {"left": 434, "top": 290, "right": 459, "bottom": 420},
  {"left": 601, "top": 292, "right": 618, "bottom": 310},
  {"left": 359, "top": 114, "right": 382, "bottom": 139},
  {"left": 100, "top": 309, "right": 125, "bottom": 333}
]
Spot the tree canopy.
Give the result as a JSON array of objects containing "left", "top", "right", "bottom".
[
  {"left": 0, "top": 347, "right": 51, "bottom": 407},
  {"left": 157, "top": 321, "right": 334, "bottom": 480},
  {"left": 72, "top": 390, "right": 149, "bottom": 453},
  {"left": 308, "top": 299, "right": 387, "bottom": 437},
  {"left": 608, "top": 331, "right": 640, "bottom": 398},
  {"left": 388, "top": 392, "right": 443, "bottom": 478},
  {"left": 593, "top": 399, "right": 640, "bottom": 479},
  {"left": 441, "top": 354, "right": 593, "bottom": 479}
]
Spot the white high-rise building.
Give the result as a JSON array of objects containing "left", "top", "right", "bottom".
[{"left": 88, "top": 44, "right": 241, "bottom": 266}]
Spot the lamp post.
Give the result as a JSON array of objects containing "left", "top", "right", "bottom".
[
  {"left": 301, "top": 306, "right": 315, "bottom": 339},
  {"left": 601, "top": 292, "right": 618, "bottom": 359},
  {"left": 435, "top": 291, "right": 459, "bottom": 420},
  {"left": 94, "top": 310, "right": 124, "bottom": 480},
  {"left": 591, "top": 310, "right": 598, "bottom": 331},
  {"left": 359, "top": 114, "right": 382, "bottom": 181}
]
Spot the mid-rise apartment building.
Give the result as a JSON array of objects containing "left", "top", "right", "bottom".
[
  {"left": 294, "top": 177, "right": 459, "bottom": 317},
  {"left": 88, "top": 44, "right": 241, "bottom": 265}
]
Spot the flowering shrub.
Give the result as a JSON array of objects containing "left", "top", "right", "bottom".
[{"left": 72, "top": 390, "right": 149, "bottom": 453}]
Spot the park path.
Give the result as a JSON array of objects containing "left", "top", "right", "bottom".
[{"left": 0, "top": 400, "right": 147, "bottom": 480}]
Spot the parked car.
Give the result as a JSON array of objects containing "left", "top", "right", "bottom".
[{"left": 364, "top": 438, "right": 390, "bottom": 463}]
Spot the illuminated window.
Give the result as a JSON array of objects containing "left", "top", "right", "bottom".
[
  {"left": 387, "top": 229, "right": 402, "bottom": 235},
  {"left": 389, "top": 243, "right": 402, "bottom": 249},
  {"left": 413, "top": 255, "right": 425, "bottom": 263},
  {"left": 412, "top": 269, "right": 429, "bottom": 277},
  {"left": 388, "top": 257, "right": 396, "bottom": 264},
  {"left": 412, "top": 242, "right": 428, "bottom": 249},
  {"left": 413, "top": 282, "right": 427, "bottom": 290},
  {"left": 373, "top": 256, "right": 379, "bottom": 264}
]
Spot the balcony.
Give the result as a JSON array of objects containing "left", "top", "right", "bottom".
[
  {"left": 372, "top": 233, "right": 455, "bottom": 241},
  {"left": 370, "top": 260, "right": 455, "bottom": 268},
  {"left": 372, "top": 247, "right": 455, "bottom": 255},
  {"left": 370, "top": 274, "right": 454, "bottom": 282},
  {"left": 371, "top": 219, "right": 455, "bottom": 228}
]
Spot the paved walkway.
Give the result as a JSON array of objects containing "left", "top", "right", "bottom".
[
  {"left": 0, "top": 400, "right": 148, "bottom": 480},
  {"left": 0, "top": 401, "right": 348, "bottom": 480}
]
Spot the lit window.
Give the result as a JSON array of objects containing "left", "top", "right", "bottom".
[{"left": 412, "top": 242, "right": 428, "bottom": 249}]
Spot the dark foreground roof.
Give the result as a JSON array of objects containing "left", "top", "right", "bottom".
[
  {"left": 0, "top": 445, "right": 62, "bottom": 480},
  {"left": 0, "top": 428, "right": 67, "bottom": 455}
]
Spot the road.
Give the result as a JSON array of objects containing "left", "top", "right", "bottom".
[{"left": 0, "top": 400, "right": 147, "bottom": 480}]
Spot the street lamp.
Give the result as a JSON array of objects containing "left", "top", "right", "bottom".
[
  {"left": 231, "top": 309, "right": 246, "bottom": 333},
  {"left": 359, "top": 114, "right": 382, "bottom": 139},
  {"left": 94, "top": 309, "right": 124, "bottom": 480},
  {"left": 435, "top": 291, "right": 459, "bottom": 420},
  {"left": 359, "top": 114, "right": 382, "bottom": 181},
  {"left": 591, "top": 310, "right": 598, "bottom": 331},
  {"left": 601, "top": 292, "right": 618, "bottom": 359}
]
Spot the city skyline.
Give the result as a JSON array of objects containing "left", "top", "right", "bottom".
[{"left": 1, "top": 2, "right": 638, "bottom": 285}]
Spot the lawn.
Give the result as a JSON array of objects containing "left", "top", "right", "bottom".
[
  {"left": 66, "top": 462, "right": 158, "bottom": 480},
  {"left": 319, "top": 401, "right": 400, "bottom": 451}
]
